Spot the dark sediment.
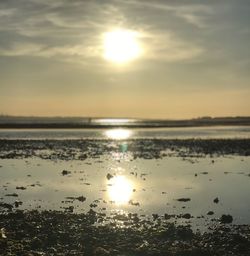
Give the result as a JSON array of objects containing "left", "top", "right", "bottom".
[
  {"left": 0, "top": 138, "right": 250, "bottom": 160},
  {"left": 0, "top": 210, "right": 250, "bottom": 256}
]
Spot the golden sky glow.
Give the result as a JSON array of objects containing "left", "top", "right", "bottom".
[{"left": 0, "top": 0, "right": 250, "bottom": 118}]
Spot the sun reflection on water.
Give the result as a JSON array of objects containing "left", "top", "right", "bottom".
[
  {"left": 107, "top": 175, "right": 133, "bottom": 205},
  {"left": 105, "top": 129, "right": 132, "bottom": 140}
]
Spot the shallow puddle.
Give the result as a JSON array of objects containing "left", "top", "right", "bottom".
[{"left": 1, "top": 154, "right": 250, "bottom": 230}]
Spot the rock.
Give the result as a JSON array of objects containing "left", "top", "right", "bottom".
[
  {"left": 5, "top": 193, "right": 18, "bottom": 197},
  {"left": 65, "top": 206, "right": 74, "bottom": 213},
  {"left": 213, "top": 197, "right": 219, "bottom": 204},
  {"left": 14, "top": 200, "right": 23, "bottom": 208},
  {"left": 207, "top": 211, "right": 214, "bottom": 215},
  {"left": 152, "top": 214, "right": 159, "bottom": 220},
  {"left": 62, "top": 170, "right": 71, "bottom": 176},
  {"left": 16, "top": 186, "right": 26, "bottom": 190},
  {"left": 76, "top": 196, "right": 86, "bottom": 202},
  {"left": 106, "top": 173, "right": 113, "bottom": 180},
  {"left": 201, "top": 172, "right": 208, "bottom": 175},
  {"left": 65, "top": 196, "right": 86, "bottom": 202},
  {"left": 129, "top": 200, "right": 140, "bottom": 206},
  {"left": 182, "top": 213, "right": 192, "bottom": 219},
  {"left": 0, "top": 228, "right": 7, "bottom": 239},
  {"left": 220, "top": 214, "right": 233, "bottom": 224},
  {"left": 176, "top": 198, "right": 191, "bottom": 202}
]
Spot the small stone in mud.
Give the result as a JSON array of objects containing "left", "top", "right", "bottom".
[
  {"left": 5, "top": 193, "right": 18, "bottom": 197},
  {"left": 64, "top": 206, "right": 74, "bottom": 213},
  {"left": 14, "top": 200, "right": 23, "bottom": 207},
  {"left": 201, "top": 172, "right": 208, "bottom": 175},
  {"left": 16, "top": 186, "right": 26, "bottom": 190},
  {"left": 220, "top": 214, "right": 233, "bottom": 224},
  {"left": 207, "top": 211, "right": 214, "bottom": 215},
  {"left": 195, "top": 173, "right": 197, "bottom": 177},
  {"left": 129, "top": 200, "right": 140, "bottom": 206},
  {"left": 62, "top": 170, "right": 71, "bottom": 176},
  {"left": 77, "top": 196, "right": 86, "bottom": 202},
  {"left": 66, "top": 196, "right": 86, "bottom": 202},
  {"left": 181, "top": 213, "right": 192, "bottom": 219},
  {"left": 214, "top": 197, "right": 219, "bottom": 204},
  {"left": 176, "top": 198, "right": 191, "bottom": 202},
  {"left": 152, "top": 213, "right": 159, "bottom": 220},
  {"left": 106, "top": 173, "right": 113, "bottom": 180}
]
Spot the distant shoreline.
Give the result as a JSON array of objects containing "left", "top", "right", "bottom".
[{"left": 0, "top": 116, "right": 250, "bottom": 129}]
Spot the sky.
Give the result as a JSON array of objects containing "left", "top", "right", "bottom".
[{"left": 0, "top": 0, "right": 250, "bottom": 119}]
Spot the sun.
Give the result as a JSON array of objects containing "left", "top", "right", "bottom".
[{"left": 103, "top": 29, "right": 141, "bottom": 64}]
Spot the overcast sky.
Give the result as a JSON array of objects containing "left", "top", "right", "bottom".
[{"left": 0, "top": 0, "right": 249, "bottom": 118}]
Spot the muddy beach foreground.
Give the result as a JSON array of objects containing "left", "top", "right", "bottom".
[
  {"left": 1, "top": 210, "right": 250, "bottom": 256},
  {"left": 0, "top": 138, "right": 250, "bottom": 255}
]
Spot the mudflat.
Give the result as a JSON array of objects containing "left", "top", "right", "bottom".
[{"left": 0, "top": 138, "right": 250, "bottom": 255}]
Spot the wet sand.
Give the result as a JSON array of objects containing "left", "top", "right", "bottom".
[{"left": 0, "top": 138, "right": 250, "bottom": 255}]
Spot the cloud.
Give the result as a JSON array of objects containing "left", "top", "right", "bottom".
[
  {"left": 116, "top": 0, "right": 212, "bottom": 28},
  {"left": 0, "top": 0, "right": 213, "bottom": 64},
  {"left": 0, "top": 8, "right": 16, "bottom": 17},
  {"left": 141, "top": 31, "right": 204, "bottom": 62},
  {"left": 0, "top": 42, "right": 101, "bottom": 59},
  {"left": 0, "top": 33, "right": 204, "bottom": 64}
]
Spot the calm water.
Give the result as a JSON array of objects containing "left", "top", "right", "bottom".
[
  {"left": 1, "top": 156, "right": 250, "bottom": 229},
  {"left": 0, "top": 126, "right": 250, "bottom": 139},
  {"left": 0, "top": 127, "right": 250, "bottom": 230}
]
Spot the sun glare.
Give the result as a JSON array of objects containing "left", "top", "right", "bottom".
[
  {"left": 108, "top": 175, "right": 133, "bottom": 205},
  {"left": 103, "top": 29, "right": 141, "bottom": 64},
  {"left": 105, "top": 129, "right": 132, "bottom": 140}
]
